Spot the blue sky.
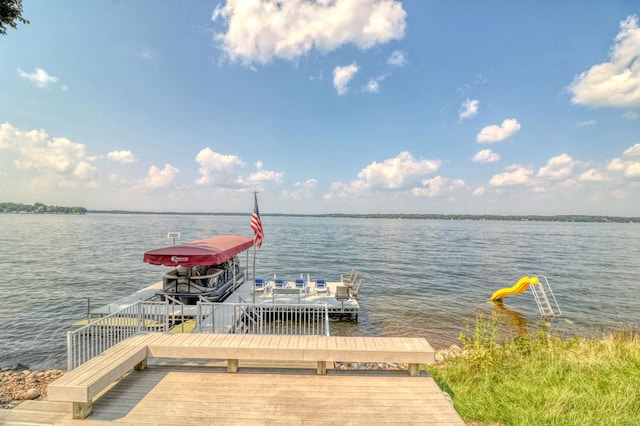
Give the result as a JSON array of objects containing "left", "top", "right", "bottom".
[{"left": 1, "top": 0, "right": 639, "bottom": 215}]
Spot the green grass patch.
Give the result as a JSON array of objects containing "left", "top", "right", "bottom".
[{"left": 429, "top": 312, "right": 640, "bottom": 425}]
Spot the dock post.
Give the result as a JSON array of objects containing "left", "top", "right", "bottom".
[
  {"left": 73, "top": 401, "right": 92, "bottom": 419},
  {"left": 408, "top": 363, "right": 421, "bottom": 376},
  {"left": 228, "top": 359, "right": 239, "bottom": 373}
]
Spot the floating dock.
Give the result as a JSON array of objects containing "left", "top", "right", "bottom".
[
  {"left": 227, "top": 279, "right": 360, "bottom": 319},
  {"left": 80, "top": 276, "right": 360, "bottom": 326}
]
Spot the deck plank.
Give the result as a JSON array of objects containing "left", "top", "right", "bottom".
[{"left": 49, "top": 366, "right": 463, "bottom": 425}]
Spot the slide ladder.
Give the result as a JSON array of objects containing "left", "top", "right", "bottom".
[{"left": 529, "top": 275, "right": 561, "bottom": 317}]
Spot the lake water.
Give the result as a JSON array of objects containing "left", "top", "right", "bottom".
[{"left": 1, "top": 214, "right": 639, "bottom": 370}]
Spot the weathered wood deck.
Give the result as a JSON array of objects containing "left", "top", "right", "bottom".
[
  {"left": 1, "top": 334, "right": 464, "bottom": 425},
  {"left": 2, "top": 365, "right": 464, "bottom": 425}
]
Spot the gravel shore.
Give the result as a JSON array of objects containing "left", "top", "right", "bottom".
[{"left": 0, "top": 367, "right": 64, "bottom": 410}]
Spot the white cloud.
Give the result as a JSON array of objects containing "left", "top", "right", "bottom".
[
  {"left": 610, "top": 158, "right": 640, "bottom": 177},
  {"left": 281, "top": 179, "right": 318, "bottom": 200},
  {"left": 240, "top": 168, "right": 284, "bottom": 187},
  {"left": 472, "top": 149, "right": 500, "bottom": 164},
  {"left": 579, "top": 168, "right": 611, "bottom": 182},
  {"left": 17, "top": 68, "right": 59, "bottom": 88},
  {"left": 575, "top": 120, "right": 597, "bottom": 127},
  {"left": 607, "top": 145, "right": 640, "bottom": 178},
  {"left": 477, "top": 118, "right": 521, "bottom": 143},
  {"left": 333, "top": 63, "right": 358, "bottom": 95},
  {"left": 537, "top": 154, "right": 575, "bottom": 180},
  {"left": 623, "top": 111, "right": 638, "bottom": 119},
  {"left": 607, "top": 158, "right": 626, "bottom": 172},
  {"left": 411, "top": 176, "right": 466, "bottom": 197},
  {"left": 459, "top": 99, "right": 479, "bottom": 121},
  {"left": 73, "top": 161, "right": 98, "bottom": 181},
  {"left": 387, "top": 50, "right": 407, "bottom": 67},
  {"left": 568, "top": 15, "right": 640, "bottom": 108},
  {"left": 358, "top": 152, "right": 441, "bottom": 189},
  {"left": 109, "top": 173, "right": 127, "bottom": 185},
  {"left": 623, "top": 143, "right": 640, "bottom": 157},
  {"left": 363, "top": 76, "right": 386, "bottom": 93},
  {"left": 363, "top": 79, "right": 379, "bottom": 93},
  {"left": 0, "top": 122, "right": 97, "bottom": 186},
  {"left": 107, "top": 150, "right": 137, "bottom": 164},
  {"left": 489, "top": 164, "right": 534, "bottom": 186},
  {"left": 194, "top": 147, "right": 245, "bottom": 186},
  {"left": 625, "top": 162, "right": 640, "bottom": 177},
  {"left": 140, "top": 164, "right": 180, "bottom": 189},
  {"left": 193, "top": 148, "right": 283, "bottom": 189},
  {"left": 325, "top": 152, "right": 442, "bottom": 198},
  {"left": 212, "top": 0, "right": 407, "bottom": 65}
]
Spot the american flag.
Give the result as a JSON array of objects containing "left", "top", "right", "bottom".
[{"left": 250, "top": 193, "right": 263, "bottom": 248}]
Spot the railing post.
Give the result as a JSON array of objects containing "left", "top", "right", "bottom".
[
  {"left": 137, "top": 301, "right": 143, "bottom": 332},
  {"left": 66, "top": 331, "right": 73, "bottom": 371}
]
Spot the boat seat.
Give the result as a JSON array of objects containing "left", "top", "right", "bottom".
[
  {"left": 342, "top": 271, "right": 358, "bottom": 288},
  {"left": 274, "top": 277, "right": 288, "bottom": 288},
  {"left": 349, "top": 279, "right": 363, "bottom": 298},
  {"left": 315, "top": 279, "right": 328, "bottom": 295},
  {"left": 335, "top": 286, "right": 350, "bottom": 301}
]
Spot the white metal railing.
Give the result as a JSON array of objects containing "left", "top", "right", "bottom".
[
  {"left": 66, "top": 300, "right": 330, "bottom": 370},
  {"left": 196, "top": 302, "right": 330, "bottom": 336},
  {"left": 66, "top": 301, "right": 169, "bottom": 370}
]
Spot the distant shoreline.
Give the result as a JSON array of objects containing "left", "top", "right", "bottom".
[
  {"left": 86, "top": 210, "right": 640, "bottom": 223},
  {"left": 2, "top": 202, "right": 638, "bottom": 222}
]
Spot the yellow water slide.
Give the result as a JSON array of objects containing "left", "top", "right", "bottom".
[{"left": 490, "top": 276, "right": 539, "bottom": 301}]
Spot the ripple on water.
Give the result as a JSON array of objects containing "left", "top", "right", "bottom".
[{"left": 1, "top": 215, "right": 639, "bottom": 369}]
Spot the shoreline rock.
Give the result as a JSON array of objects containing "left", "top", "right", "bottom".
[{"left": 0, "top": 368, "right": 64, "bottom": 410}]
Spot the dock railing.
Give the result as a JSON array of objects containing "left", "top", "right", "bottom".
[
  {"left": 196, "top": 301, "right": 330, "bottom": 336},
  {"left": 66, "top": 301, "right": 169, "bottom": 371},
  {"left": 66, "top": 301, "right": 330, "bottom": 370}
]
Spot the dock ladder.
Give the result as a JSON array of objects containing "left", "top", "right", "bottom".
[{"left": 530, "top": 275, "right": 561, "bottom": 317}]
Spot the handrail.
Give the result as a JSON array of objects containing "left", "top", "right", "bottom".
[
  {"left": 66, "top": 300, "right": 169, "bottom": 370},
  {"left": 196, "top": 302, "right": 330, "bottom": 336},
  {"left": 67, "top": 300, "right": 330, "bottom": 370}
]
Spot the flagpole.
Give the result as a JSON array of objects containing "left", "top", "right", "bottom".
[
  {"left": 252, "top": 240, "right": 256, "bottom": 304},
  {"left": 252, "top": 191, "right": 258, "bottom": 303}
]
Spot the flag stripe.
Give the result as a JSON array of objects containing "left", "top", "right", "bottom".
[{"left": 250, "top": 195, "right": 263, "bottom": 248}]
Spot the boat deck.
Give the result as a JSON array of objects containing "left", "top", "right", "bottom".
[
  {"left": 1, "top": 364, "right": 464, "bottom": 425},
  {"left": 228, "top": 279, "right": 360, "bottom": 318}
]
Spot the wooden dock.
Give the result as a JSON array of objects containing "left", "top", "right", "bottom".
[
  {"left": 0, "top": 333, "right": 464, "bottom": 425},
  {"left": 2, "top": 365, "right": 464, "bottom": 425}
]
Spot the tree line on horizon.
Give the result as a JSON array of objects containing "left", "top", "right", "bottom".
[
  {"left": 86, "top": 210, "right": 639, "bottom": 223},
  {"left": 1, "top": 202, "right": 87, "bottom": 214},
  {"left": 2, "top": 203, "right": 637, "bottom": 222}
]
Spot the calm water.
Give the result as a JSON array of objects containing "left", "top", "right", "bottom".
[{"left": 1, "top": 214, "right": 639, "bottom": 370}]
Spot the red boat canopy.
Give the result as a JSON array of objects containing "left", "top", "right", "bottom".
[{"left": 143, "top": 235, "right": 254, "bottom": 267}]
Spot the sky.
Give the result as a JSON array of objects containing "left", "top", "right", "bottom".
[{"left": 1, "top": 1, "right": 640, "bottom": 216}]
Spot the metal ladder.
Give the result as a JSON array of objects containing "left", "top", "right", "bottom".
[{"left": 529, "top": 275, "right": 561, "bottom": 317}]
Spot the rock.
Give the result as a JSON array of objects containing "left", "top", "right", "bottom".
[
  {"left": 448, "top": 344, "right": 463, "bottom": 356},
  {"left": 1, "top": 368, "right": 65, "bottom": 409},
  {"left": 24, "top": 389, "right": 40, "bottom": 400}
]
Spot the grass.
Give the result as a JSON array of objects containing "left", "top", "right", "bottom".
[{"left": 428, "top": 311, "right": 640, "bottom": 425}]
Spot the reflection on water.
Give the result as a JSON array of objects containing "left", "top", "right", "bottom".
[
  {"left": 491, "top": 301, "right": 530, "bottom": 337},
  {"left": 1, "top": 214, "right": 639, "bottom": 370}
]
